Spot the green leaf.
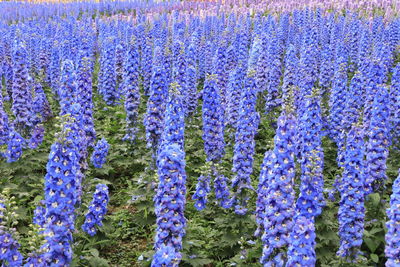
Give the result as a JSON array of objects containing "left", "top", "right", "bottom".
[
  {"left": 89, "top": 248, "right": 99, "bottom": 257},
  {"left": 187, "top": 258, "right": 213, "bottom": 267},
  {"left": 366, "top": 227, "right": 383, "bottom": 236},
  {"left": 221, "top": 233, "right": 238, "bottom": 246},
  {"left": 369, "top": 193, "right": 380, "bottom": 207},
  {"left": 370, "top": 253, "right": 379, "bottom": 263},
  {"left": 364, "top": 238, "right": 379, "bottom": 253},
  {"left": 88, "top": 256, "right": 109, "bottom": 267}
]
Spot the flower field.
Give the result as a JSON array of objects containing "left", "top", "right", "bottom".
[{"left": 0, "top": 0, "right": 400, "bottom": 266}]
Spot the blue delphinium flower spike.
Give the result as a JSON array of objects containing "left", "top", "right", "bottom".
[
  {"left": 231, "top": 73, "right": 259, "bottom": 215},
  {"left": 286, "top": 216, "right": 317, "bottom": 266},
  {"left": 385, "top": 168, "right": 400, "bottom": 266},
  {"left": 0, "top": 230, "right": 23, "bottom": 267},
  {"left": 261, "top": 107, "right": 297, "bottom": 265},
  {"left": 151, "top": 244, "right": 181, "bottom": 267},
  {"left": 91, "top": 138, "right": 110, "bottom": 168},
  {"left": 365, "top": 85, "right": 390, "bottom": 194},
  {"left": 82, "top": 184, "right": 109, "bottom": 236},
  {"left": 122, "top": 39, "right": 140, "bottom": 143},
  {"left": 337, "top": 125, "right": 366, "bottom": 259},
  {"left": 11, "top": 42, "right": 33, "bottom": 132},
  {"left": 5, "top": 128, "right": 25, "bottom": 163},
  {"left": 153, "top": 143, "right": 187, "bottom": 266}
]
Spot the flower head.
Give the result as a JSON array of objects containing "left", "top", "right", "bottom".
[
  {"left": 82, "top": 184, "right": 109, "bottom": 236},
  {"left": 91, "top": 138, "right": 110, "bottom": 169}
]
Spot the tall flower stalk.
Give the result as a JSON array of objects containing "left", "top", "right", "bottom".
[
  {"left": 11, "top": 43, "right": 33, "bottom": 133},
  {"left": 152, "top": 143, "right": 187, "bottom": 266},
  {"left": 261, "top": 95, "right": 297, "bottom": 265},
  {"left": 122, "top": 39, "right": 141, "bottom": 143},
  {"left": 385, "top": 168, "right": 400, "bottom": 266},
  {"left": 43, "top": 115, "right": 81, "bottom": 266},
  {"left": 193, "top": 74, "right": 228, "bottom": 210},
  {"left": 231, "top": 72, "right": 260, "bottom": 215},
  {"left": 337, "top": 125, "right": 366, "bottom": 259}
]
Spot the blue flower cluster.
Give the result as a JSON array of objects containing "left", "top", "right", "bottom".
[
  {"left": 159, "top": 84, "right": 185, "bottom": 155},
  {"left": 32, "top": 81, "right": 52, "bottom": 123},
  {"left": 82, "top": 184, "right": 109, "bottom": 236},
  {"left": 91, "top": 138, "right": 110, "bottom": 168},
  {"left": 255, "top": 39, "right": 269, "bottom": 97},
  {"left": 163, "top": 48, "right": 173, "bottom": 89},
  {"left": 281, "top": 44, "right": 298, "bottom": 105},
  {"left": 202, "top": 41, "right": 214, "bottom": 77},
  {"left": 43, "top": 124, "right": 80, "bottom": 266},
  {"left": 4, "top": 51, "right": 13, "bottom": 100},
  {"left": 122, "top": 40, "right": 141, "bottom": 142},
  {"left": 141, "top": 34, "right": 153, "bottom": 95},
  {"left": 286, "top": 216, "right": 317, "bottom": 266},
  {"left": 296, "top": 26, "right": 319, "bottom": 111},
  {"left": 6, "top": 129, "right": 25, "bottom": 163},
  {"left": 365, "top": 85, "right": 390, "bottom": 194},
  {"left": 151, "top": 244, "right": 181, "bottom": 267},
  {"left": 337, "top": 125, "right": 366, "bottom": 259},
  {"left": 347, "top": 18, "right": 360, "bottom": 68},
  {"left": 374, "top": 40, "right": 393, "bottom": 74},
  {"left": 115, "top": 43, "right": 124, "bottom": 83},
  {"left": 260, "top": 111, "right": 297, "bottom": 265},
  {"left": 48, "top": 43, "right": 61, "bottom": 94},
  {"left": 39, "top": 38, "right": 51, "bottom": 70},
  {"left": 226, "top": 68, "right": 243, "bottom": 128},
  {"left": 0, "top": 230, "right": 23, "bottom": 267},
  {"left": 58, "top": 60, "right": 77, "bottom": 116},
  {"left": 214, "top": 171, "right": 231, "bottom": 209},
  {"left": 296, "top": 89, "right": 325, "bottom": 218},
  {"left": 192, "top": 74, "right": 229, "bottom": 210},
  {"left": 192, "top": 174, "right": 211, "bottom": 210},
  {"left": 390, "top": 63, "right": 400, "bottom": 147},
  {"left": 213, "top": 46, "right": 228, "bottom": 111},
  {"left": 33, "top": 202, "right": 46, "bottom": 228},
  {"left": 328, "top": 61, "right": 348, "bottom": 142},
  {"left": 236, "top": 31, "right": 249, "bottom": 73},
  {"left": 29, "top": 125, "right": 45, "bottom": 150},
  {"left": 153, "top": 143, "right": 187, "bottom": 266},
  {"left": 362, "top": 60, "right": 387, "bottom": 129},
  {"left": 356, "top": 29, "right": 370, "bottom": 68},
  {"left": 319, "top": 41, "right": 334, "bottom": 90},
  {"left": 328, "top": 60, "right": 348, "bottom": 169},
  {"left": 152, "top": 44, "right": 164, "bottom": 73},
  {"left": 173, "top": 42, "right": 187, "bottom": 108},
  {"left": 247, "top": 36, "right": 262, "bottom": 70},
  {"left": 11, "top": 43, "right": 33, "bottom": 131},
  {"left": 202, "top": 74, "right": 225, "bottom": 163},
  {"left": 231, "top": 74, "right": 260, "bottom": 215},
  {"left": 225, "top": 44, "right": 237, "bottom": 74},
  {"left": 185, "top": 43, "right": 198, "bottom": 116},
  {"left": 77, "top": 56, "right": 96, "bottom": 148},
  {"left": 144, "top": 66, "right": 168, "bottom": 150},
  {"left": 255, "top": 150, "right": 272, "bottom": 237},
  {"left": 265, "top": 33, "right": 282, "bottom": 113},
  {"left": 345, "top": 71, "right": 364, "bottom": 128},
  {"left": 98, "top": 38, "right": 119, "bottom": 105},
  {"left": 24, "top": 254, "right": 46, "bottom": 267},
  {"left": 67, "top": 104, "right": 86, "bottom": 173},
  {"left": 0, "top": 94, "right": 10, "bottom": 147},
  {"left": 296, "top": 149, "right": 325, "bottom": 219},
  {"left": 385, "top": 168, "right": 400, "bottom": 266}
]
